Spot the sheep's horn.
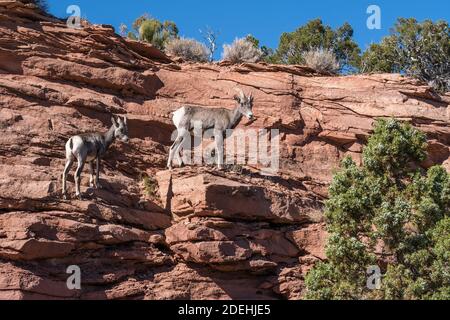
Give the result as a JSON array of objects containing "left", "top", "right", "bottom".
[{"left": 234, "top": 87, "right": 245, "bottom": 100}]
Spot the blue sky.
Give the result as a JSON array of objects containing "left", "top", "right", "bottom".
[{"left": 47, "top": 0, "right": 449, "bottom": 59}]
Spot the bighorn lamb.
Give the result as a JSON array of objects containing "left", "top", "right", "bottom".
[
  {"left": 167, "top": 88, "right": 254, "bottom": 170},
  {"left": 62, "top": 116, "right": 129, "bottom": 199}
]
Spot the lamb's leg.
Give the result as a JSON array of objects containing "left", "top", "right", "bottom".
[
  {"left": 167, "top": 141, "right": 177, "bottom": 169},
  {"left": 214, "top": 129, "right": 224, "bottom": 170},
  {"left": 62, "top": 157, "right": 74, "bottom": 200},
  {"left": 74, "top": 155, "right": 86, "bottom": 199},
  {"left": 167, "top": 131, "right": 184, "bottom": 169},
  {"left": 174, "top": 130, "right": 188, "bottom": 167},
  {"left": 95, "top": 157, "right": 102, "bottom": 189}
]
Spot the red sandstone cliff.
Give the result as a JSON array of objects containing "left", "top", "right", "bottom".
[{"left": 0, "top": 1, "right": 449, "bottom": 299}]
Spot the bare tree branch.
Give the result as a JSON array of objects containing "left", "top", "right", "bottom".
[{"left": 200, "top": 26, "right": 220, "bottom": 62}]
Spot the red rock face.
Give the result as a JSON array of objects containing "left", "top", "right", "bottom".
[{"left": 0, "top": 2, "right": 448, "bottom": 300}]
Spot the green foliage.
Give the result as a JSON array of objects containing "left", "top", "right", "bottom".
[
  {"left": 139, "top": 19, "right": 178, "bottom": 50},
  {"left": 141, "top": 174, "right": 158, "bottom": 199},
  {"left": 361, "top": 18, "right": 450, "bottom": 93},
  {"left": 305, "top": 119, "right": 450, "bottom": 300},
  {"left": 245, "top": 34, "right": 260, "bottom": 48},
  {"left": 360, "top": 37, "right": 399, "bottom": 73},
  {"left": 363, "top": 118, "right": 427, "bottom": 177},
  {"left": 125, "top": 14, "right": 179, "bottom": 50},
  {"left": 244, "top": 34, "right": 275, "bottom": 63},
  {"left": 132, "top": 13, "right": 150, "bottom": 33},
  {"left": 127, "top": 32, "right": 137, "bottom": 41},
  {"left": 271, "top": 19, "right": 361, "bottom": 72}
]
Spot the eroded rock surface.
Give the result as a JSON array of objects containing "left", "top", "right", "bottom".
[{"left": 0, "top": 1, "right": 449, "bottom": 299}]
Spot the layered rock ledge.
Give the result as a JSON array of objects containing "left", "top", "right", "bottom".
[{"left": 0, "top": 1, "right": 449, "bottom": 299}]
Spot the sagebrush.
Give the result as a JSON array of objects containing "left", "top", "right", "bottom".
[
  {"left": 303, "top": 48, "right": 340, "bottom": 73},
  {"left": 165, "top": 38, "right": 209, "bottom": 62},
  {"left": 222, "top": 38, "right": 263, "bottom": 63}
]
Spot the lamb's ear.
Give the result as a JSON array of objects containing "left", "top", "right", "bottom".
[
  {"left": 111, "top": 116, "right": 118, "bottom": 127},
  {"left": 233, "top": 95, "right": 241, "bottom": 103}
]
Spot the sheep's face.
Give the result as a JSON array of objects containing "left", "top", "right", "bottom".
[
  {"left": 112, "top": 116, "right": 129, "bottom": 142},
  {"left": 235, "top": 93, "right": 254, "bottom": 120}
]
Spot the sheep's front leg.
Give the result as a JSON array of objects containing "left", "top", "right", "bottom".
[
  {"left": 167, "top": 137, "right": 181, "bottom": 169},
  {"left": 95, "top": 157, "right": 102, "bottom": 189},
  {"left": 168, "top": 129, "right": 187, "bottom": 169},
  {"left": 214, "top": 129, "right": 224, "bottom": 170}
]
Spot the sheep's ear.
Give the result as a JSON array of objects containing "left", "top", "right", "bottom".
[
  {"left": 233, "top": 95, "right": 241, "bottom": 102},
  {"left": 111, "top": 116, "right": 118, "bottom": 127},
  {"left": 123, "top": 116, "right": 127, "bottom": 125}
]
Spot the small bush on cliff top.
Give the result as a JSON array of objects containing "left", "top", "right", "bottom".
[
  {"left": 222, "top": 37, "right": 263, "bottom": 63},
  {"left": 303, "top": 48, "right": 340, "bottom": 74},
  {"left": 165, "top": 37, "right": 209, "bottom": 62},
  {"left": 305, "top": 119, "right": 450, "bottom": 300},
  {"left": 270, "top": 19, "right": 361, "bottom": 73}
]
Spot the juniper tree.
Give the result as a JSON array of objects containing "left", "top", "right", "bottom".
[
  {"left": 125, "top": 14, "right": 179, "bottom": 50},
  {"left": 361, "top": 18, "right": 450, "bottom": 93},
  {"left": 305, "top": 119, "right": 449, "bottom": 300}
]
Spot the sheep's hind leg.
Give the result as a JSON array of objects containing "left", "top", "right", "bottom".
[
  {"left": 174, "top": 130, "right": 188, "bottom": 167},
  {"left": 62, "top": 157, "right": 74, "bottom": 200},
  {"left": 74, "top": 154, "right": 86, "bottom": 200}
]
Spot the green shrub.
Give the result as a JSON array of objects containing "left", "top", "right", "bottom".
[
  {"left": 124, "top": 14, "right": 178, "bottom": 50},
  {"left": 139, "top": 19, "right": 178, "bottom": 50}
]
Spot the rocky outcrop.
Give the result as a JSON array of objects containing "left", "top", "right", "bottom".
[{"left": 0, "top": 1, "right": 449, "bottom": 299}]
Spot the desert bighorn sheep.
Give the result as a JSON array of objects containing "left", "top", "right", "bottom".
[
  {"left": 62, "top": 116, "right": 129, "bottom": 200},
  {"left": 167, "top": 88, "right": 254, "bottom": 170}
]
